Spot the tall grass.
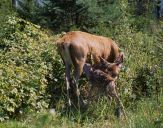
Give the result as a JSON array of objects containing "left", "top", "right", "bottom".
[{"left": 0, "top": 96, "right": 162, "bottom": 128}]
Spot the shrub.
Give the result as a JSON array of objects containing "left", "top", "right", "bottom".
[
  {"left": 115, "top": 29, "right": 162, "bottom": 104},
  {"left": 132, "top": 65, "right": 161, "bottom": 99},
  {"left": 0, "top": 16, "right": 62, "bottom": 121}
]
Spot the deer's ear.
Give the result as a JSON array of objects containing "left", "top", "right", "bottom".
[
  {"left": 114, "top": 53, "right": 124, "bottom": 68},
  {"left": 100, "top": 57, "right": 111, "bottom": 66},
  {"left": 114, "top": 53, "right": 124, "bottom": 64}
]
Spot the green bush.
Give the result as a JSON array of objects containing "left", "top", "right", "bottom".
[
  {"left": 0, "top": 16, "right": 62, "bottom": 121},
  {"left": 115, "top": 29, "right": 162, "bottom": 104},
  {"left": 132, "top": 65, "right": 161, "bottom": 99}
]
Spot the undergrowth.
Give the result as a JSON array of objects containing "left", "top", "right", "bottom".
[{"left": 0, "top": 96, "right": 162, "bottom": 128}]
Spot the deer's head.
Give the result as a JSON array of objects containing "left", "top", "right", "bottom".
[{"left": 99, "top": 53, "right": 124, "bottom": 80}]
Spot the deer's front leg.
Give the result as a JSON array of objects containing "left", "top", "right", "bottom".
[
  {"left": 106, "top": 81, "right": 127, "bottom": 119},
  {"left": 73, "top": 58, "right": 86, "bottom": 108}
]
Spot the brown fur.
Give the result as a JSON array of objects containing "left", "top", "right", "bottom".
[
  {"left": 83, "top": 63, "right": 127, "bottom": 118},
  {"left": 57, "top": 31, "right": 121, "bottom": 106}
]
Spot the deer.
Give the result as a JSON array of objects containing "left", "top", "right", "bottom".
[
  {"left": 57, "top": 31, "right": 123, "bottom": 106},
  {"left": 83, "top": 57, "right": 127, "bottom": 118}
]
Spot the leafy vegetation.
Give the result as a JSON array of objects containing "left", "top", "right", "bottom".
[
  {"left": 0, "top": 13, "right": 64, "bottom": 120},
  {"left": 0, "top": 0, "right": 163, "bottom": 127}
]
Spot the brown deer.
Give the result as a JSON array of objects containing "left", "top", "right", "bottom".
[
  {"left": 83, "top": 58, "right": 127, "bottom": 118},
  {"left": 57, "top": 31, "right": 122, "bottom": 106}
]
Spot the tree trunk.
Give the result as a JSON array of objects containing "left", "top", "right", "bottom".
[
  {"left": 136, "top": 0, "right": 149, "bottom": 15},
  {"left": 12, "top": 0, "right": 16, "bottom": 8},
  {"left": 160, "top": 0, "right": 163, "bottom": 17}
]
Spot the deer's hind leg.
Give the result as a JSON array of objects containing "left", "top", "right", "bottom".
[
  {"left": 70, "top": 55, "right": 86, "bottom": 107},
  {"left": 65, "top": 64, "right": 71, "bottom": 105},
  {"left": 69, "top": 44, "right": 88, "bottom": 107}
]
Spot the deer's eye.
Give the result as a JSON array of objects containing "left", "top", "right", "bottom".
[{"left": 107, "top": 68, "right": 112, "bottom": 71}]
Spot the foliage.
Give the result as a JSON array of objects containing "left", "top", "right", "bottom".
[
  {"left": 16, "top": 0, "right": 40, "bottom": 21},
  {"left": 0, "top": 16, "right": 61, "bottom": 121},
  {"left": 115, "top": 29, "right": 162, "bottom": 102},
  {"left": 132, "top": 65, "right": 161, "bottom": 99},
  {"left": 36, "top": 0, "right": 99, "bottom": 31},
  {"left": 0, "top": 0, "right": 14, "bottom": 25},
  {"left": 16, "top": 0, "right": 130, "bottom": 33},
  {"left": 16, "top": 0, "right": 161, "bottom": 33}
]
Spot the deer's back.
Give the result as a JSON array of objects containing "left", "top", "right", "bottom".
[{"left": 57, "top": 31, "right": 120, "bottom": 63}]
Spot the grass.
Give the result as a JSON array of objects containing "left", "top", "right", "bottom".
[{"left": 0, "top": 96, "right": 162, "bottom": 128}]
